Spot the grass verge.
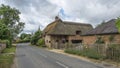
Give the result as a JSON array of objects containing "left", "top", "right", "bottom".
[
  {"left": 0, "top": 46, "right": 16, "bottom": 68},
  {"left": 64, "top": 48, "right": 104, "bottom": 60}
]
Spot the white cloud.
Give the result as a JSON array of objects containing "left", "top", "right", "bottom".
[{"left": 1, "top": 0, "right": 120, "bottom": 33}]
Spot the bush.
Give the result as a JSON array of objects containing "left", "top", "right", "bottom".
[
  {"left": 16, "top": 39, "right": 30, "bottom": 43},
  {"left": 6, "top": 40, "right": 11, "bottom": 48},
  {"left": 0, "top": 40, "right": 7, "bottom": 44},
  {"left": 36, "top": 39, "right": 45, "bottom": 46},
  {"left": 0, "top": 40, "right": 12, "bottom": 48}
]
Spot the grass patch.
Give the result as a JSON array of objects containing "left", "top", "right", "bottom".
[
  {"left": 0, "top": 46, "right": 16, "bottom": 68},
  {"left": 2, "top": 46, "right": 16, "bottom": 53},
  {"left": 65, "top": 48, "right": 104, "bottom": 60}
]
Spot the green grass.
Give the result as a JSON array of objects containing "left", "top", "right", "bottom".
[
  {"left": 2, "top": 46, "right": 16, "bottom": 53},
  {"left": 0, "top": 46, "right": 16, "bottom": 68},
  {"left": 65, "top": 48, "right": 104, "bottom": 60}
]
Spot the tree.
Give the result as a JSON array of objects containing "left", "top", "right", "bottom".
[
  {"left": 0, "top": 4, "right": 25, "bottom": 47},
  {"left": 116, "top": 17, "right": 120, "bottom": 32},
  {"left": 20, "top": 33, "right": 31, "bottom": 40},
  {"left": 0, "top": 22, "right": 9, "bottom": 39},
  {"left": 31, "top": 27, "right": 42, "bottom": 45}
]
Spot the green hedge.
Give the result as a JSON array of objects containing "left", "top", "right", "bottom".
[
  {"left": 16, "top": 39, "right": 30, "bottom": 43},
  {"left": 0, "top": 40, "right": 7, "bottom": 44},
  {"left": 36, "top": 39, "right": 45, "bottom": 46},
  {"left": 0, "top": 40, "right": 11, "bottom": 48}
]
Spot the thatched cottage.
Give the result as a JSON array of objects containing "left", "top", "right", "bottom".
[
  {"left": 83, "top": 19, "right": 120, "bottom": 44},
  {"left": 43, "top": 16, "right": 93, "bottom": 48}
]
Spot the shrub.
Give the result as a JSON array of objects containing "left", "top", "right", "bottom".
[
  {"left": 0, "top": 40, "right": 7, "bottom": 44},
  {"left": 65, "top": 49, "right": 82, "bottom": 55},
  {"left": 16, "top": 39, "right": 30, "bottom": 43},
  {"left": 6, "top": 40, "right": 11, "bottom": 48},
  {"left": 0, "top": 40, "right": 12, "bottom": 48},
  {"left": 36, "top": 39, "right": 44, "bottom": 46}
]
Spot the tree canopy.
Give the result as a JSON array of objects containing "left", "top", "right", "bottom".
[
  {"left": 0, "top": 4, "right": 25, "bottom": 39},
  {"left": 31, "top": 27, "right": 42, "bottom": 45},
  {"left": 0, "top": 4, "right": 25, "bottom": 47},
  {"left": 116, "top": 17, "right": 120, "bottom": 32}
]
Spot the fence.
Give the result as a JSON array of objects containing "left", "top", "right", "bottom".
[{"left": 63, "top": 43, "right": 120, "bottom": 62}]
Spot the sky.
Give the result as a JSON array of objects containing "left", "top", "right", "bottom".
[{"left": 0, "top": 0, "right": 120, "bottom": 34}]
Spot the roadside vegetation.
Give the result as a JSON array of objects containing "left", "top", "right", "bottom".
[
  {"left": 65, "top": 47, "right": 104, "bottom": 60},
  {"left": 65, "top": 44, "right": 120, "bottom": 62},
  {"left": 30, "top": 27, "right": 45, "bottom": 47},
  {"left": 0, "top": 46, "right": 16, "bottom": 68},
  {"left": 0, "top": 4, "right": 24, "bottom": 68},
  {"left": 0, "top": 4, "right": 25, "bottom": 47},
  {"left": 16, "top": 33, "right": 31, "bottom": 43},
  {"left": 116, "top": 17, "right": 120, "bottom": 32}
]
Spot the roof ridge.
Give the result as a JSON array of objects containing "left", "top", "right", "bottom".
[{"left": 63, "top": 21, "right": 91, "bottom": 25}]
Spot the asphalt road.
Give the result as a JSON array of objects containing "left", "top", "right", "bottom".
[{"left": 16, "top": 43, "right": 106, "bottom": 68}]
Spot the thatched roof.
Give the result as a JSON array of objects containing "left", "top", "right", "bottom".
[
  {"left": 83, "top": 19, "right": 119, "bottom": 35},
  {"left": 43, "top": 19, "right": 93, "bottom": 35}
]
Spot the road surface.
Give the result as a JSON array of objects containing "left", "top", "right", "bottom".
[{"left": 16, "top": 43, "right": 108, "bottom": 68}]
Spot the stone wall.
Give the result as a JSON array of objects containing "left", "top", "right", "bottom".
[
  {"left": 83, "top": 36, "right": 96, "bottom": 45},
  {"left": 83, "top": 34, "right": 120, "bottom": 45}
]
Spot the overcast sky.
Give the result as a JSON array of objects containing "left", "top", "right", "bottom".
[{"left": 0, "top": 0, "right": 120, "bottom": 34}]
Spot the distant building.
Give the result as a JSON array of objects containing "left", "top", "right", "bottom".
[
  {"left": 43, "top": 16, "right": 93, "bottom": 48},
  {"left": 83, "top": 19, "right": 120, "bottom": 44}
]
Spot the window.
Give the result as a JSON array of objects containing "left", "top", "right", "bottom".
[
  {"left": 46, "top": 40, "right": 48, "bottom": 43},
  {"left": 56, "top": 40, "right": 59, "bottom": 42},
  {"left": 66, "top": 40, "right": 68, "bottom": 42},
  {"left": 71, "top": 40, "right": 82, "bottom": 43},
  {"left": 76, "top": 31, "right": 82, "bottom": 35},
  {"left": 62, "top": 40, "right": 65, "bottom": 43}
]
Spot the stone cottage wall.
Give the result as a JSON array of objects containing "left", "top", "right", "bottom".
[
  {"left": 83, "top": 34, "right": 120, "bottom": 45},
  {"left": 44, "top": 35, "right": 51, "bottom": 48}
]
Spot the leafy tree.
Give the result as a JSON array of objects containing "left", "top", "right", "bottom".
[
  {"left": 31, "top": 27, "right": 42, "bottom": 45},
  {"left": 116, "top": 17, "right": 120, "bottom": 32},
  {"left": 0, "top": 23, "right": 9, "bottom": 39},
  {"left": 19, "top": 33, "right": 31, "bottom": 42},
  {"left": 37, "top": 39, "right": 44, "bottom": 46},
  {"left": 0, "top": 4, "right": 25, "bottom": 47},
  {"left": 20, "top": 33, "right": 28, "bottom": 40}
]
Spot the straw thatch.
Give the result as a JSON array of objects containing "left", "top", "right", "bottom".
[{"left": 43, "top": 19, "right": 93, "bottom": 35}]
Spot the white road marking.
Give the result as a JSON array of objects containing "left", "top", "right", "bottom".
[{"left": 56, "top": 61, "right": 69, "bottom": 68}]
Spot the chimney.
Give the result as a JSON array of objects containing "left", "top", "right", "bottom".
[{"left": 55, "top": 16, "right": 60, "bottom": 21}]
